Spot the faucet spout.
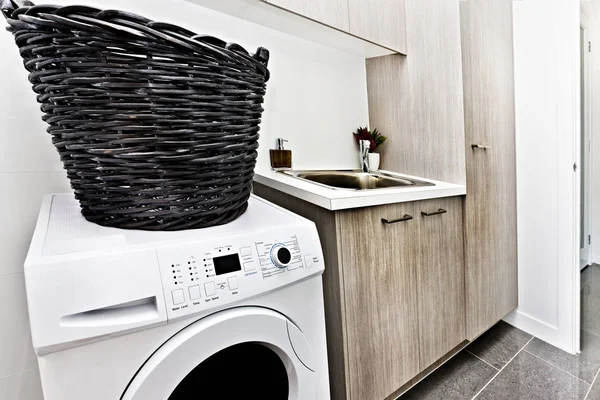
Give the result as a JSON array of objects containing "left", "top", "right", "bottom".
[{"left": 359, "top": 140, "right": 371, "bottom": 173}]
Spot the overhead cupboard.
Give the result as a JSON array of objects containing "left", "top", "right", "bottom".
[
  {"left": 264, "top": 0, "right": 407, "bottom": 54},
  {"left": 186, "top": 0, "right": 407, "bottom": 57}
]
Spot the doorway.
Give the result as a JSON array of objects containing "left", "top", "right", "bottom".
[{"left": 580, "top": 12, "right": 592, "bottom": 270}]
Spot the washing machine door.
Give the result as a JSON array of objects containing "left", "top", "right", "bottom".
[{"left": 121, "top": 307, "right": 315, "bottom": 400}]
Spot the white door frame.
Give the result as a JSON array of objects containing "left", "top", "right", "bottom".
[
  {"left": 570, "top": 6, "right": 593, "bottom": 355},
  {"left": 506, "top": 0, "right": 581, "bottom": 355},
  {"left": 580, "top": 10, "right": 593, "bottom": 269}
]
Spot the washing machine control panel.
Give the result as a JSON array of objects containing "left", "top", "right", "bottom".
[{"left": 155, "top": 227, "right": 324, "bottom": 321}]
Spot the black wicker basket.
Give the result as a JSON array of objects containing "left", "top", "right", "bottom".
[{"left": 2, "top": 1, "right": 270, "bottom": 231}]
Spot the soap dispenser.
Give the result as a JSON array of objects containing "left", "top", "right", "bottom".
[{"left": 270, "top": 138, "right": 292, "bottom": 169}]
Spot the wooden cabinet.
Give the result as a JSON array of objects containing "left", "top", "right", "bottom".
[
  {"left": 347, "top": 0, "right": 407, "bottom": 53},
  {"left": 262, "top": 0, "right": 406, "bottom": 54},
  {"left": 416, "top": 197, "right": 466, "bottom": 367},
  {"left": 264, "top": 0, "right": 350, "bottom": 31},
  {"left": 366, "top": 0, "right": 466, "bottom": 185},
  {"left": 338, "top": 202, "right": 420, "bottom": 399},
  {"left": 338, "top": 198, "right": 465, "bottom": 398},
  {"left": 460, "top": 0, "right": 518, "bottom": 340},
  {"left": 253, "top": 182, "right": 466, "bottom": 399}
]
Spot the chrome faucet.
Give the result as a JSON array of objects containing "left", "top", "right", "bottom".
[{"left": 359, "top": 140, "right": 371, "bottom": 173}]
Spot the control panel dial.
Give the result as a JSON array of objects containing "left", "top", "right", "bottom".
[{"left": 270, "top": 244, "right": 292, "bottom": 269}]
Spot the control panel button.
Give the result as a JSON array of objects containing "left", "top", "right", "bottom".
[
  {"left": 204, "top": 282, "right": 216, "bottom": 297},
  {"left": 172, "top": 289, "right": 185, "bottom": 305},
  {"left": 271, "top": 244, "right": 292, "bottom": 268},
  {"left": 304, "top": 255, "right": 313, "bottom": 269},
  {"left": 228, "top": 277, "right": 239, "bottom": 290},
  {"left": 244, "top": 261, "right": 256, "bottom": 272},
  {"left": 189, "top": 285, "right": 201, "bottom": 301},
  {"left": 240, "top": 246, "right": 252, "bottom": 257}
]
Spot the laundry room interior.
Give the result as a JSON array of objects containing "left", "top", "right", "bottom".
[{"left": 0, "top": 0, "right": 599, "bottom": 399}]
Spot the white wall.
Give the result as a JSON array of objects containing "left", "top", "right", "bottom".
[
  {"left": 0, "top": 23, "right": 72, "bottom": 400},
  {"left": 0, "top": 1, "right": 368, "bottom": 398},
  {"left": 504, "top": 0, "right": 580, "bottom": 353}
]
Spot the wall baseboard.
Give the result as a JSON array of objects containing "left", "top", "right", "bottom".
[
  {"left": 592, "top": 254, "right": 600, "bottom": 265},
  {"left": 503, "top": 309, "right": 575, "bottom": 354}
]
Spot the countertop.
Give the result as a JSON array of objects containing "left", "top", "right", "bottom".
[{"left": 253, "top": 169, "right": 466, "bottom": 211}]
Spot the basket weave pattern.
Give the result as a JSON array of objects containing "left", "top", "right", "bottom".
[{"left": 2, "top": 2, "right": 270, "bottom": 230}]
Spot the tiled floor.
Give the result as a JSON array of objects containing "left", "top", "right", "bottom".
[{"left": 399, "top": 264, "right": 600, "bottom": 400}]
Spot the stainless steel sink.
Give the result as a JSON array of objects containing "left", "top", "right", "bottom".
[{"left": 278, "top": 170, "right": 435, "bottom": 191}]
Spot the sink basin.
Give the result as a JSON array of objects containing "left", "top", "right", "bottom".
[{"left": 279, "top": 170, "right": 434, "bottom": 191}]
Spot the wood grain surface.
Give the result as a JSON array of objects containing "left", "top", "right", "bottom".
[
  {"left": 263, "top": 0, "right": 350, "bottom": 31},
  {"left": 415, "top": 197, "right": 466, "bottom": 368},
  {"left": 347, "top": 0, "right": 407, "bottom": 53},
  {"left": 255, "top": 183, "right": 470, "bottom": 399},
  {"left": 366, "top": 0, "right": 466, "bottom": 185},
  {"left": 338, "top": 202, "right": 421, "bottom": 399},
  {"left": 460, "top": 0, "right": 518, "bottom": 340}
]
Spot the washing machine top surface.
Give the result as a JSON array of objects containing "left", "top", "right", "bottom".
[{"left": 36, "top": 194, "right": 306, "bottom": 257}]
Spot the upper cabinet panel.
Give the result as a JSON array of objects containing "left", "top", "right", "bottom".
[
  {"left": 347, "top": 0, "right": 407, "bottom": 54},
  {"left": 264, "top": 0, "right": 350, "bottom": 31},
  {"left": 366, "top": 0, "right": 465, "bottom": 185},
  {"left": 188, "top": 0, "right": 399, "bottom": 58}
]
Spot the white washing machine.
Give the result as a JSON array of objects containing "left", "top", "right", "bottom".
[{"left": 24, "top": 194, "right": 331, "bottom": 400}]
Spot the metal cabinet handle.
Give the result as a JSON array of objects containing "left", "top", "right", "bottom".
[
  {"left": 471, "top": 144, "right": 491, "bottom": 150},
  {"left": 421, "top": 208, "right": 447, "bottom": 217},
  {"left": 382, "top": 214, "right": 413, "bottom": 224}
]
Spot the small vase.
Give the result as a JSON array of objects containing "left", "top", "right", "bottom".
[{"left": 368, "top": 153, "right": 380, "bottom": 171}]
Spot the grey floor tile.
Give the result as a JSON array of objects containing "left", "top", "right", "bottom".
[
  {"left": 399, "top": 351, "right": 496, "bottom": 400},
  {"left": 582, "top": 266, "right": 592, "bottom": 289},
  {"left": 583, "top": 265, "right": 600, "bottom": 297},
  {"left": 585, "top": 377, "right": 600, "bottom": 400},
  {"left": 581, "top": 293, "right": 600, "bottom": 336},
  {"left": 477, "top": 351, "right": 589, "bottom": 400},
  {"left": 466, "top": 320, "right": 533, "bottom": 369},
  {"left": 583, "top": 283, "right": 600, "bottom": 298},
  {"left": 582, "top": 267, "right": 600, "bottom": 338},
  {"left": 524, "top": 338, "right": 599, "bottom": 383},
  {"left": 580, "top": 330, "right": 600, "bottom": 364}
]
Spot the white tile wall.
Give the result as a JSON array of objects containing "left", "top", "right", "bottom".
[
  {"left": 0, "top": 172, "right": 71, "bottom": 400},
  {"left": 0, "top": 273, "right": 36, "bottom": 377},
  {"left": 0, "top": 35, "right": 64, "bottom": 174},
  {"left": 1, "top": 4, "right": 77, "bottom": 398},
  {"left": 0, "top": 173, "right": 72, "bottom": 276},
  {"left": 0, "top": 0, "right": 369, "bottom": 398},
  {"left": 0, "top": 368, "right": 44, "bottom": 400}
]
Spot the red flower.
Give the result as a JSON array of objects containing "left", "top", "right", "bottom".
[{"left": 353, "top": 127, "right": 381, "bottom": 152}]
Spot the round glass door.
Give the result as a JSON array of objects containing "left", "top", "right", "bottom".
[
  {"left": 122, "top": 307, "right": 314, "bottom": 400},
  {"left": 169, "top": 342, "right": 289, "bottom": 399}
]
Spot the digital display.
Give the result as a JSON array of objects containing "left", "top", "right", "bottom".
[{"left": 213, "top": 254, "right": 242, "bottom": 276}]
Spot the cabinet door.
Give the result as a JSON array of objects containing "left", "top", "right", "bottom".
[
  {"left": 338, "top": 203, "right": 420, "bottom": 400},
  {"left": 347, "top": 0, "right": 407, "bottom": 54},
  {"left": 415, "top": 197, "right": 466, "bottom": 368},
  {"left": 263, "top": 0, "right": 350, "bottom": 31},
  {"left": 460, "top": 0, "right": 518, "bottom": 339}
]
